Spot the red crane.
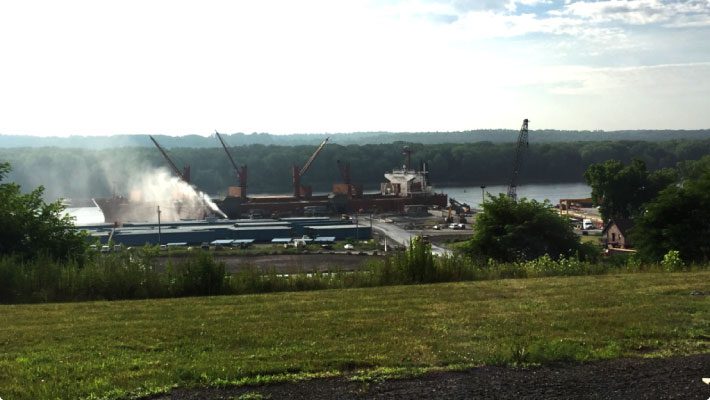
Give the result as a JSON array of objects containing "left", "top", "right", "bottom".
[
  {"left": 215, "top": 131, "right": 248, "bottom": 199},
  {"left": 293, "top": 137, "right": 329, "bottom": 198}
]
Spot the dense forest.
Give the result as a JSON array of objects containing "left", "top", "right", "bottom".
[
  {"left": 2, "top": 139, "right": 709, "bottom": 201},
  {"left": 2, "top": 128, "right": 710, "bottom": 148}
]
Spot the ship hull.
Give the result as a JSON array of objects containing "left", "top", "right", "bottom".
[
  {"left": 214, "top": 192, "right": 448, "bottom": 219},
  {"left": 95, "top": 191, "right": 448, "bottom": 223},
  {"left": 93, "top": 197, "right": 210, "bottom": 224}
]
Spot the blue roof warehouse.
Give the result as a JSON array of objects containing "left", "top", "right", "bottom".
[{"left": 81, "top": 217, "right": 372, "bottom": 246}]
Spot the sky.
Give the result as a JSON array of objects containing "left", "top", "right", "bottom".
[{"left": 1, "top": 0, "right": 709, "bottom": 136}]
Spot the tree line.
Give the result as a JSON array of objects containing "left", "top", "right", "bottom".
[
  {"left": 2, "top": 129, "right": 710, "bottom": 149},
  {"left": 2, "top": 139, "right": 710, "bottom": 200}
]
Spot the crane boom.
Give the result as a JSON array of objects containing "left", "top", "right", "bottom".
[
  {"left": 293, "top": 137, "right": 330, "bottom": 198},
  {"left": 215, "top": 131, "right": 240, "bottom": 176},
  {"left": 299, "top": 137, "right": 329, "bottom": 177},
  {"left": 507, "top": 119, "right": 529, "bottom": 201},
  {"left": 150, "top": 136, "right": 187, "bottom": 182},
  {"left": 215, "top": 131, "right": 247, "bottom": 199}
]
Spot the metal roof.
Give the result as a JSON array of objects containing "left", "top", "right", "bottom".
[
  {"left": 210, "top": 239, "right": 256, "bottom": 245},
  {"left": 306, "top": 224, "right": 363, "bottom": 229},
  {"left": 279, "top": 217, "right": 330, "bottom": 221},
  {"left": 232, "top": 226, "right": 291, "bottom": 231},
  {"left": 211, "top": 239, "right": 235, "bottom": 245}
]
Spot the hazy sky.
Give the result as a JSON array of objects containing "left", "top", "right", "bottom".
[{"left": 1, "top": 0, "right": 709, "bottom": 136}]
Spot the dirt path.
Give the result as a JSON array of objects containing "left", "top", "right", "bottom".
[{"left": 148, "top": 353, "right": 709, "bottom": 399}]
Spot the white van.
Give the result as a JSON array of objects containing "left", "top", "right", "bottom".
[{"left": 582, "top": 219, "right": 594, "bottom": 230}]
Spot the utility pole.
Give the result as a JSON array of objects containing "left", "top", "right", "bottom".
[
  {"left": 157, "top": 205, "right": 162, "bottom": 246},
  {"left": 355, "top": 210, "right": 359, "bottom": 242}
]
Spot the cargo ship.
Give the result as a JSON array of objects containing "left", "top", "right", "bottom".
[
  {"left": 93, "top": 138, "right": 447, "bottom": 223},
  {"left": 93, "top": 160, "right": 446, "bottom": 223},
  {"left": 214, "top": 160, "right": 447, "bottom": 219}
]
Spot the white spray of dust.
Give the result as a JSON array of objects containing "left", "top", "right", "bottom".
[{"left": 122, "top": 168, "right": 226, "bottom": 222}]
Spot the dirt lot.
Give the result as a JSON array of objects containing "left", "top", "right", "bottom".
[
  {"left": 217, "top": 253, "right": 383, "bottom": 274},
  {"left": 148, "top": 353, "right": 710, "bottom": 399},
  {"left": 158, "top": 253, "right": 383, "bottom": 274}
]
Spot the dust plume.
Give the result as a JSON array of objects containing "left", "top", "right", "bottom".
[{"left": 115, "top": 168, "right": 226, "bottom": 222}]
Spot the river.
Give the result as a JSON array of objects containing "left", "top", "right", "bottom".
[
  {"left": 437, "top": 182, "right": 591, "bottom": 210},
  {"left": 65, "top": 182, "right": 591, "bottom": 225}
]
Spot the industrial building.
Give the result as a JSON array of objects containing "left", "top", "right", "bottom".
[{"left": 82, "top": 217, "right": 372, "bottom": 246}]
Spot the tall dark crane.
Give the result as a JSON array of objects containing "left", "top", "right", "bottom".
[
  {"left": 402, "top": 146, "right": 413, "bottom": 170},
  {"left": 293, "top": 137, "right": 329, "bottom": 198},
  {"left": 149, "top": 136, "right": 190, "bottom": 183},
  {"left": 507, "top": 119, "right": 529, "bottom": 201},
  {"left": 215, "top": 131, "right": 248, "bottom": 199},
  {"left": 337, "top": 159, "right": 352, "bottom": 197}
]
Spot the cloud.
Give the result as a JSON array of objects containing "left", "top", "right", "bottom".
[
  {"left": 558, "top": 0, "right": 710, "bottom": 26},
  {"left": 402, "top": 0, "right": 710, "bottom": 42},
  {"left": 662, "top": 12, "right": 710, "bottom": 27},
  {"left": 537, "top": 62, "right": 710, "bottom": 96},
  {"left": 0, "top": 0, "right": 708, "bottom": 134}
]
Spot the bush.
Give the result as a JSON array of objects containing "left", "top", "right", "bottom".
[
  {"left": 466, "top": 195, "right": 582, "bottom": 262},
  {"left": 661, "top": 250, "right": 685, "bottom": 272},
  {"left": 0, "top": 162, "right": 88, "bottom": 261},
  {"left": 168, "top": 252, "right": 227, "bottom": 296},
  {"left": 1, "top": 241, "right": 708, "bottom": 305}
]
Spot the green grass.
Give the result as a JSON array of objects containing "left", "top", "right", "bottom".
[
  {"left": 580, "top": 234, "right": 601, "bottom": 244},
  {"left": 1, "top": 272, "right": 708, "bottom": 399}
]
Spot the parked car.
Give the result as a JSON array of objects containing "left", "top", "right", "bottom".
[{"left": 343, "top": 244, "right": 354, "bottom": 250}]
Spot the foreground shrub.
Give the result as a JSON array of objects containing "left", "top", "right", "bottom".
[
  {"left": 1, "top": 245, "right": 709, "bottom": 304},
  {"left": 466, "top": 195, "right": 582, "bottom": 262},
  {"left": 168, "top": 252, "right": 226, "bottom": 296},
  {"left": 661, "top": 250, "right": 685, "bottom": 272}
]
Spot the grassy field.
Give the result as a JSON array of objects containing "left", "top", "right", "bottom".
[{"left": 1, "top": 272, "right": 708, "bottom": 400}]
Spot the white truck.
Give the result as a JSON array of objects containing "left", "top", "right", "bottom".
[{"left": 582, "top": 219, "right": 594, "bottom": 230}]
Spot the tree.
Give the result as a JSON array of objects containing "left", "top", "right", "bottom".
[
  {"left": 0, "top": 162, "right": 87, "bottom": 260},
  {"left": 631, "top": 162, "right": 710, "bottom": 263},
  {"left": 584, "top": 159, "right": 676, "bottom": 221},
  {"left": 466, "top": 194, "right": 581, "bottom": 262}
]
